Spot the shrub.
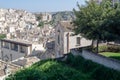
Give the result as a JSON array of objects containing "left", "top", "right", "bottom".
[
  {"left": 0, "top": 34, "right": 6, "bottom": 39},
  {"left": 65, "top": 53, "right": 76, "bottom": 66},
  {"left": 65, "top": 54, "right": 120, "bottom": 80},
  {"left": 6, "top": 68, "right": 47, "bottom": 80},
  {"left": 98, "top": 45, "right": 108, "bottom": 52},
  {"left": 6, "top": 59, "right": 90, "bottom": 80},
  {"left": 107, "top": 45, "right": 120, "bottom": 52},
  {"left": 82, "top": 60, "right": 100, "bottom": 73},
  {"left": 6, "top": 54, "right": 120, "bottom": 80},
  {"left": 98, "top": 45, "right": 120, "bottom": 53},
  {"left": 91, "top": 66, "right": 120, "bottom": 80}
]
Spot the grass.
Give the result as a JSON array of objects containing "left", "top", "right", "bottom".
[
  {"left": 6, "top": 54, "right": 120, "bottom": 80},
  {"left": 99, "top": 52, "right": 120, "bottom": 60},
  {"left": 6, "top": 59, "right": 92, "bottom": 80}
]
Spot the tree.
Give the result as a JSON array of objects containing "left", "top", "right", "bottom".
[
  {"left": 38, "top": 21, "right": 44, "bottom": 28},
  {"left": 0, "top": 34, "right": 6, "bottom": 39},
  {"left": 104, "top": 3, "right": 120, "bottom": 41},
  {"left": 73, "top": 0, "right": 119, "bottom": 53}
]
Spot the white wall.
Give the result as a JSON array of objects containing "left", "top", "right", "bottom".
[
  {"left": 32, "top": 44, "right": 45, "bottom": 51},
  {"left": 8, "top": 27, "right": 15, "bottom": 33},
  {"left": 64, "top": 32, "right": 92, "bottom": 54},
  {"left": 82, "top": 50, "right": 120, "bottom": 71},
  {"left": 71, "top": 49, "right": 120, "bottom": 71},
  {"left": 31, "top": 44, "right": 45, "bottom": 56},
  {"left": 0, "top": 48, "right": 25, "bottom": 61}
]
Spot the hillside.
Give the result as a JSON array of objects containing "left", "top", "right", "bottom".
[
  {"left": 6, "top": 60, "right": 91, "bottom": 80},
  {"left": 52, "top": 11, "right": 75, "bottom": 21},
  {"left": 0, "top": 8, "right": 37, "bottom": 30},
  {"left": 6, "top": 54, "right": 120, "bottom": 80},
  {"left": 34, "top": 11, "right": 75, "bottom": 25}
]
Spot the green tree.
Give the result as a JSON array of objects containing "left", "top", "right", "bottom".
[
  {"left": 73, "top": 0, "right": 119, "bottom": 53},
  {"left": 0, "top": 34, "right": 6, "bottom": 39},
  {"left": 38, "top": 21, "right": 44, "bottom": 28},
  {"left": 104, "top": 3, "right": 120, "bottom": 41}
]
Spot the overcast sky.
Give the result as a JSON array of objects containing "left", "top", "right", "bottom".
[{"left": 0, "top": 0, "right": 85, "bottom": 12}]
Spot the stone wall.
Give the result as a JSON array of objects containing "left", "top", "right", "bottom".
[{"left": 71, "top": 49, "right": 120, "bottom": 71}]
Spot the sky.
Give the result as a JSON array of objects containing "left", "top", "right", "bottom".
[{"left": 0, "top": 0, "right": 85, "bottom": 12}]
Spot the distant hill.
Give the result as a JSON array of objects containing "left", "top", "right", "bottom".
[
  {"left": 52, "top": 11, "right": 75, "bottom": 22},
  {"left": 34, "top": 11, "right": 75, "bottom": 25}
]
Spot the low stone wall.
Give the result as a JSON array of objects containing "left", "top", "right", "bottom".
[{"left": 71, "top": 49, "right": 120, "bottom": 71}]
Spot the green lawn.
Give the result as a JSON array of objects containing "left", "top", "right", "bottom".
[{"left": 99, "top": 52, "right": 120, "bottom": 60}]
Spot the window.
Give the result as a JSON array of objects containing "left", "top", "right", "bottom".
[
  {"left": 4, "top": 42, "right": 9, "bottom": 49},
  {"left": 1, "top": 41, "right": 3, "bottom": 48},
  {"left": 76, "top": 37, "right": 81, "bottom": 45},
  {"left": 58, "top": 35, "right": 60, "bottom": 44},
  {"left": 57, "top": 30, "right": 60, "bottom": 45},
  {"left": 20, "top": 46, "right": 26, "bottom": 53},
  {"left": 11, "top": 43, "right": 18, "bottom": 51}
]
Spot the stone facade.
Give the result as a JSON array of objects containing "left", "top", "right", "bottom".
[
  {"left": 55, "top": 21, "right": 92, "bottom": 58},
  {"left": 0, "top": 39, "right": 45, "bottom": 62},
  {"left": 40, "top": 13, "right": 52, "bottom": 22}
]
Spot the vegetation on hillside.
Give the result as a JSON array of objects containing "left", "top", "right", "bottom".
[
  {"left": 34, "top": 11, "right": 75, "bottom": 26},
  {"left": 52, "top": 11, "right": 75, "bottom": 25},
  {"left": 6, "top": 54, "right": 120, "bottom": 80},
  {"left": 64, "top": 54, "right": 120, "bottom": 80},
  {"left": 0, "top": 34, "right": 6, "bottom": 39},
  {"left": 98, "top": 45, "right": 120, "bottom": 53},
  {"left": 6, "top": 60, "right": 91, "bottom": 80}
]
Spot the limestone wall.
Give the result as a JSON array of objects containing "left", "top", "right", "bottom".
[{"left": 71, "top": 49, "right": 120, "bottom": 71}]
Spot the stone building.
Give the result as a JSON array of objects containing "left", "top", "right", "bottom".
[
  {"left": 0, "top": 38, "right": 45, "bottom": 62},
  {"left": 40, "top": 13, "right": 52, "bottom": 22},
  {"left": 55, "top": 21, "right": 92, "bottom": 58}
]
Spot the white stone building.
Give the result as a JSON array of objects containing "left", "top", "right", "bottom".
[
  {"left": 55, "top": 21, "right": 92, "bottom": 58},
  {"left": 0, "top": 8, "right": 38, "bottom": 34},
  {"left": 0, "top": 38, "right": 45, "bottom": 62},
  {"left": 41, "top": 13, "right": 52, "bottom": 22}
]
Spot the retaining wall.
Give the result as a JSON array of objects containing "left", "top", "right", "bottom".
[{"left": 71, "top": 49, "right": 120, "bottom": 71}]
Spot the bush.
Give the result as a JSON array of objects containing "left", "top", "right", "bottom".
[
  {"left": 6, "top": 54, "right": 120, "bottom": 80},
  {"left": 82, "top": 60, "right": 100, "bottom": 73},
  {"left": 0, "top": 34, "right": 6, "bottom": 39},
  {"left": 6, "top": 68, "right": 47, "bottom": 80},
  {"left": 65, "top": 54, "right": 120, "bottom": 80},
  {"left": 91, "top": 66, "right": 120, "bottom": 80},
  {"left": 98, "top": 45, "right": 120, "bottom": 53},
  {"left": 98, "top": 45, "right": 108, "bottom": 52},
  {"left": 107, "top": 45, "right": 120, "bottom": 52},
  {"left": 6, "top": 59, "right": 90, "bottom": 80},
  {"left": 65, "top": 53, "right": 85, "bottom": 70}
]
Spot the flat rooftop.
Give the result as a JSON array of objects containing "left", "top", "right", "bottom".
[{"left": 1, "top": 38, "right": 32, "bottom": 46}]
